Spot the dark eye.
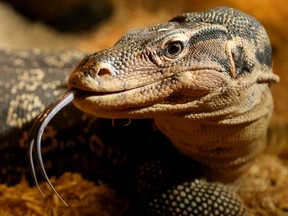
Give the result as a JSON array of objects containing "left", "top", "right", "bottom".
[{"left": 166, "top": 41, "right": 184, "bottom": 57}]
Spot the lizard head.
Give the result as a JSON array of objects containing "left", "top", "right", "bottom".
[{"left": 68, "top": 7, "right": 279, "bottom": 119}]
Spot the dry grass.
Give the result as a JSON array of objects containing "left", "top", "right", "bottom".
[{"left": 0, "top": 173, "right": 129, "bottom": 216}]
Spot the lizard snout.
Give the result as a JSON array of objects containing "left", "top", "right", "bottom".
[
  {"left": 82, "top": 61, "right": 115, "bottom": 79},
  {"left": 68, "top": 57, "right": 123, "bottom": 92},
  {"left": 87, "top": 61, "right": 115, "bottom": 78}
]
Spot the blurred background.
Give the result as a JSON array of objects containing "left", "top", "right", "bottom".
[
  {"left": 0, "top": 0, "right": 287, "bottom": 152},
  {"left": 0, "top": 1, "right": 288, "bottom": 214}
]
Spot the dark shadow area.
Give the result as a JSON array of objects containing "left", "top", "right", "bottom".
[{"left": 1, "top": 0, "right": 113, "bottom": 32}]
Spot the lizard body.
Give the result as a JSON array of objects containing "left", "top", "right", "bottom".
[
  {"left": 68, "top": 7, "right": 279, "bottom": 182},
  {"left": 0, "top": 6, "right": 278, "bottom": 216}
]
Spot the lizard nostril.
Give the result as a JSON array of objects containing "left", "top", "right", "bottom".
[{"left": 97, "top": 68, "right": 112, "bottom": 76}]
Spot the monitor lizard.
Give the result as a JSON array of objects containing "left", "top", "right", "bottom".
[
  {"left": 67, "top": 6, "right": 279, "bottom": 215},
  {"left": 1, "top": 6, "right": 279, "bottom": 216}
]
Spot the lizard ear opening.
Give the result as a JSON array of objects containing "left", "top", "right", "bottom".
[
  {"left": 227, "top": 42, "right": 279, "bottom": 84},
  {"left": 227, "top": 42, "right": 255, "bottom": 78}
]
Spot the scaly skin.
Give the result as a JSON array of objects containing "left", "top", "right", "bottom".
[{"left": 68, "top": 7, "right": 279, "bottom": 182}]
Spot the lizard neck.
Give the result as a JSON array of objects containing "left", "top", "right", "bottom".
[{"left": 154, "top": 84, "right": 273, "bottom": 181}]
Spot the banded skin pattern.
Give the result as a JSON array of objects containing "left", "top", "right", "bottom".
[
  {"left": 2, "top": 6, "right": 277, "bottom": 216},
  {"left": 67, "top": 7, "right": 279, "bottom": 215}
]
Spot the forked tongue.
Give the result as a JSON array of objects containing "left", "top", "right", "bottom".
[{"left": 28, "top": 89, "right": 82, "bottom": 206}]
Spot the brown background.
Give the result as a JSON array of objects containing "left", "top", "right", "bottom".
[{"left": 0, "top": 0, "right": 287, "bottom": 214}]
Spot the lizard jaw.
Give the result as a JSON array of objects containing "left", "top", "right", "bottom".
[
  {"left": 71, "top": 77, "right": 175, "bottom": 118},
  {"left": 70, "top": 69, "right": 229, "bottom": 119}
]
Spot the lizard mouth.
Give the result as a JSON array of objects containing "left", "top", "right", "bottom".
[
  {"left": 70, "top": 78, "right": 174, "bottom": 118},
  {"left": 69, "top": 68, "right": 227, "bottom": 119}
]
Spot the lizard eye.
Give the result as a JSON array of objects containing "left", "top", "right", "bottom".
[{"left": 165, "top": 41, "right": 184, "bottom": 58}]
